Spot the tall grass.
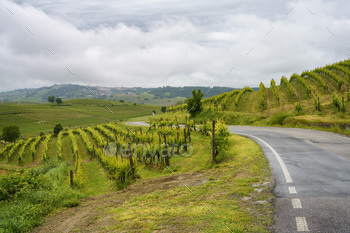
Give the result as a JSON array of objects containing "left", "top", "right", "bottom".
[{"left": 0, "top": 160, "right": 83, "bottom": 233}]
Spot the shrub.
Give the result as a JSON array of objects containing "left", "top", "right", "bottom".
[
  {"left": 332, "top": 92, "right": 345, "bottom": 112},
  {"left": 270, "top": 79, "right": 280, "bottom": 105},
  {"left": 1, "top": 125, "right": 20, "bottom": 143},
  {"left": 295, "top": 101, "right": 302, "bottom": 114},
  {"left": 268, "top": 112, "right": 289, "bottom": 125},
  {"left": 314, "top": 96, "right": 321, "bottom": 111},
  {"left": 53, "top": 123, "right": 63, "bottom": 136},
  {"left": 259, "top": 82, "right": 266, "bottom": 110}
]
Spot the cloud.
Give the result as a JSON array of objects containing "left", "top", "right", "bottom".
[{"left": 0, "top": 0, "right": 350, "bottom": 92}]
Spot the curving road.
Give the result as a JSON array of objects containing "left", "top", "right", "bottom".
[{"left": 229, "top": 126, "right": 350, "bottom": 232}]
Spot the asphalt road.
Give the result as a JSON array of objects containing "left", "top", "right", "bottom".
[{"left": 229, "top": 126, "right": 350, "bottom": 233}]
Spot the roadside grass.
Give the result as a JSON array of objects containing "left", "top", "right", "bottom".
[{"left": 99, "top": 134, "right": 274, "bottom": 233}]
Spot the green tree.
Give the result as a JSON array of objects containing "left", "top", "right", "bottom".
[
  {"left": 161, "top": 106, "right": 167, "bottom": 113},
  {"left": 53, "top": 123, "right": 63, "bottom": 136},
  {"left": 48, "top": 96, "right": 55, "bottom": 103},
  {"left": 185, "top": 89, "right": 204, "bottom": 118},
  {"left": 1, "top": 125, "right": 20, "bottom": 142},
  {"left": 56, "top": 97, "right": 63, "bottom": 104}
]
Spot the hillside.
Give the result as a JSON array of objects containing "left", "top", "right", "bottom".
[
  {"left": 0, "top": 84, "right": 234, "bottom": 106},
  {"left": 166, "top": 59, "right": 350, "bottom": 133}
]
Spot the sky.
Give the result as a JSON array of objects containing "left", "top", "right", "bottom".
[{"left": 0, "top": 0, "right": 349, "bottom": 92}]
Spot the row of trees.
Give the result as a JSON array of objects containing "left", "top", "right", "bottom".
[{"left": 48, "top": 96, "right": 63, "bottom": 104}]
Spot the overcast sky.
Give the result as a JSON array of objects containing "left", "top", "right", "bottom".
[{"left": 0, "top": 0, "right": 349, "bottom": 92}]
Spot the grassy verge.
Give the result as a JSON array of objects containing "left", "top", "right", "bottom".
[{"left": 91, "top": 133, "right": 274, "bottom": 232}]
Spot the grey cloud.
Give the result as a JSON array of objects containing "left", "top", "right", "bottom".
[{"left": 1, "top": 0, "right": 350, "bottom": 92}]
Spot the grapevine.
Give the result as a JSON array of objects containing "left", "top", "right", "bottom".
[
  {"left": 41, "top": 134, "right": 52, "bottom": 161},
  {"left": 289, "top": 73, "right": 311, "bottom": 97},
  {"left": 314, "top": 68, "right": 343, "bottom": 89},
  {"left": 270, "top": 79, "right": 280, "bottom": 105},
  {"left": 17, "top": 137, "right": 35, "bottom": 164},
  {"left": 280, "top": 76, "right": 296, "bottom": 100},
  {"left": 301, "top": 71, "right": 327, "bottom": 93},
  {"left": 235, "top": 87, "right": 253, "bottom": 107}
]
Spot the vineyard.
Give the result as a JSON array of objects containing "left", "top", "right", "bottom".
[
  {"left": 167, "top": 59, "right": 350, "bottom": 130},
  {"left": 0, "top": 119, "right": 231, "bottom": 187}
]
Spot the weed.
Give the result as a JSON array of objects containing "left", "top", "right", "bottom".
[{"left": 268, "top": 112, "right": 289, "bottom": 125}]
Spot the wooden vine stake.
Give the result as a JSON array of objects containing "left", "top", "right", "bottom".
[
  {"left": 128, "top": 143, "right": 134, "bottom": 176},
  {"left": 212, "top": 120, "right": 216, "bottom": 162},
  {"left": 164, "top": 134, "right": 170, "bottom": 166},
  {"left": 70, "top": 170, "right": 74, "bottom": 188},
  {"left": 184, "top": 128, "right": 187, "bottom": 152}
]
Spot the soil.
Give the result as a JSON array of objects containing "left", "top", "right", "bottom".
[{"left": 33, "top": 171, "right": 208, "bottom": 233}]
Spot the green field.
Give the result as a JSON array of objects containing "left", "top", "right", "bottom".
[{"left": 0, "top": 100, "right": 161, "bottom": 138}]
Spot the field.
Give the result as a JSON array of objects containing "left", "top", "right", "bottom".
[{"left": 0, "top": 99, "right": 161, "bottom": 137}]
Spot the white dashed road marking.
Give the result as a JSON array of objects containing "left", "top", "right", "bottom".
[
  {"left": 234, "top": 132, "right": 310, "bottom": 232},
  {"left": 296, "top": 217, "right": 309, "bottom": 231},
  {"left": 289, "top": 186, "right": 297, "bottom": 194},
  {"left": 292, "top": 198, "right": 303, "bottom": 209}
]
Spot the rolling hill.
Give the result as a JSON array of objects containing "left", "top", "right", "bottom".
[
  {"left": 0, "top": 84, "right": 235, "bottom": 106},
  {"left": 168, "top": 59, "right": 350, "bottom": 132}
]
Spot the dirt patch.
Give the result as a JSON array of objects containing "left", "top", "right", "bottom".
[{"left": 33, "top": 171, "right": 208, "bottom": 233}]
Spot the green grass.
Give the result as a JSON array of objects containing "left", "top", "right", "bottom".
[
  {"left": 99, "top": 134, "right": 273, "bottom": 232},
  {"left": 0, "top": 100, "right": 161, "bottom": 138},
  {"left": 0, "top": 160, "right": 84, "bottom": 233}
]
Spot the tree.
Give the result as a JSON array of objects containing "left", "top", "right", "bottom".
[
  {"left": 56, "top": 98, "right": 63, "bottom": 104},
  {"left": 161, "top": 106, "right": 167, "bottom": 113},
  {"left": 1, "top": 125, "right": 20, "bottom": 142},
  {"left": 152, "top": 110, "right": 156, "bottom": 115},
  {"left": 48, "top": 96, "right": 55, "bottom": 103},
  {"left": 185, "top": 89, "right": 204, "bottom": 118},
  {"left": 53, "top": 123, "right": 63, "bottom": 136}
]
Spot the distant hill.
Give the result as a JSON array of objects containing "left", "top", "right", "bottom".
[{"left": 0, "top": 84, "right": 236, "bottom": 106}]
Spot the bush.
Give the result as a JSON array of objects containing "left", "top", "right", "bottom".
[
  {"left": 295, "top": 101, "right": 302, "bottom": 114},
  {"left": 210, "top": 121, "right": 230, "bottom": 162},
  {"left": 0, "top": 161, "right": 84, "bottom": 233},
  {"left": 1, "top": 125, "right": 20, "bottom": 143},
  {"left": 259, "top": 82, "right": 266, "bottom": 110},
  {"left": 270, "top": 79, "right": 280, "bottom": 105},
  {"left": 53, "top": 123, "right": 63, "bottom": 136},
  {"left": 268, "top": 112, "right": 289, "bottom": 125}
]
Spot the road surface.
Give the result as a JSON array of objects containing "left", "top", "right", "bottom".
[{"left": 229, "top": 126, "right": 350, "bottom": 232}]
